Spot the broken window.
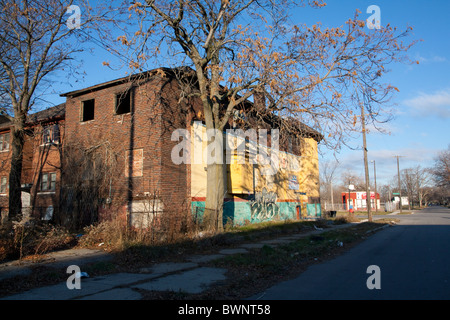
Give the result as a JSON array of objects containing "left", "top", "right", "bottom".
[
  {"left": 81, "top": 99, "right": 95, "bottom": 122},
  {"left": 0, "top": 177, "right": 7, "bottom": 193},
  {"left": 115, "top": 90, "right": 132, "bottom": 115},
  {"left": 0, "top": 133, "right": 10, "bottom": 151},
  {"left": 42, "top": 124, "right": 60, "bottom": 145}
]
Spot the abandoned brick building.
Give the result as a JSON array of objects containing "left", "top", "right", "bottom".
[
  {"left": 0, "top": 68, "right": 323, "bottom": 228},
  {"left": 0, "top": 103, "right": 65, "bottom": 222}
]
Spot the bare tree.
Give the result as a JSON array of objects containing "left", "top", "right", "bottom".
[
  {"left": 319, "top": 160, "right": 339, "bottom": 209},
  {"left": 400, "top": 165, "right": 432, "bottom": 209},
  {"left": 116, "top": 0, "right": 416, "bottom": 231},
  {"left": 0, "top": 0, "right": 107, "bottom": 219},
  {"left": 340, "top": 169, "right": 365, "bottom": 191},
  {"left": 402, "top": 168, "right": 416, "bottom": 210},
  {"left": 432, "top": 145, "right": 450, "bottom": 189},
  {"left": 378, "top": 184, "right": 392, "bottom": 204},
  {"left": 415, "top": 166, "right": 432, "bottom": 207}
]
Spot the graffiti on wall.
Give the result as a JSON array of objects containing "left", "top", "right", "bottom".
[{"left": 250, "top": 188, "right": 280, "bottom": 221}]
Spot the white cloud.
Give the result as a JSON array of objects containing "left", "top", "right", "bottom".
[
  {"left": 403, "top": 89, "right": 450, "bottom": 118},
  {"left": 415, "top": 53, "right": 447, "bottom": 64},
  {"left": 432, "top": 56, "right": 447, "bottom": 63}
]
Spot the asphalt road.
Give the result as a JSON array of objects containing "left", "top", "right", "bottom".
[{"left": 251, "top": 206, "right": 450, "bottom": 300}]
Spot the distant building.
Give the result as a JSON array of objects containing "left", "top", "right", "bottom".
[
  {"left": 392, "top": 196, "right": 409, "bottom": 206},
  {"left": 341, "top": 191, "right": 380, "bottom": 211}
]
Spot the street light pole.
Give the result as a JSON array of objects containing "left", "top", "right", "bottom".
[
  {"left": 348, "top": 184, "right": 355, "bottom": 216},
  {"left": 348, "top": 184, "right": 351, "bottom": 213}
]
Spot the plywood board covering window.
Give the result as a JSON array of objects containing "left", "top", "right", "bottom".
[{"left": 125, "top": 148, "right": 143, "bottom": 177}]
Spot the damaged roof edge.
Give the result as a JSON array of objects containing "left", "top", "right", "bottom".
[
  {"left": 26, "top": 103, "right": 66, "bottom": 124},
  {"left": 59, "top": 67, "right": 191, "bottom": 98},
  {"left": 60, "top": 66, "right": 323, "bottom": 142},
  {"left": 0, "top": 103, "right": 66, "bottom": 131}
]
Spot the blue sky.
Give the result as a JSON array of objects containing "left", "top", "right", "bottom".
[
  {"left": 291, "top": 0, "right": 450, "bottom": 186},
  {"left": 43, "top": 0, "right": 449, "bottom": 187}
]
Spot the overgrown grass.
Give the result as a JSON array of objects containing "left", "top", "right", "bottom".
[
  {"left": 110, "top": 219, "right": 332, "bottom": 268},
  {"left": 213, "top": 222, "right": 381, "bottom": 272},
  {"left": 224, "top": 218, "right": 329, "bottom": 239}
]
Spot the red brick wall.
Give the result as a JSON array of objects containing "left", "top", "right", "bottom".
[
  {"left": 28, "top": 121, "right": 64, "bottom": 219},
  {"left": 0, "top": 120, "right": 64, "bottom": 220},
  {"left": 64, "top": 74, "right": 195, "bottom": 223},
  {"left": 0, "top": 129, "right": 11, "bottom": 213}
]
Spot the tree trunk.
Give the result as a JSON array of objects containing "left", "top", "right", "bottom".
[
  {"left": 203, "top": 129, "right": 226, "bottom": 232},
  {"left": 204, "top": 162, "right": 225, "bottom": 232},
  {"left": 8, "top": 118, "right": 26, "bottom": 220}
]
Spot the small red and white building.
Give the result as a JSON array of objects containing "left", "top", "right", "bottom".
[{"left": 341, "top": 191, "right": 380, "bottom": 211}]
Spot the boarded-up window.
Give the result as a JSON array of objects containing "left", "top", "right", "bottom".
[
  {"left": 129, "top": 199, "right": 163, "bottom": 228},
  {"left": 125, "top": 149, "right": 143, "bottom": 177}
]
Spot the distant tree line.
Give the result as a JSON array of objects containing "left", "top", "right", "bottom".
[{"left": 320, "top": 145, "right": 450, "bottom": 210}]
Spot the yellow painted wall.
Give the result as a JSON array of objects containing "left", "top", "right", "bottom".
[
  {"left": 298, "top": 137, "right": 320, "bottom": 200},
  {"left": 190, "top": 122, "right": 320, "bottom": 203},
  {"left": 190, "top": 122, "right": 208, "bottom": 199}
]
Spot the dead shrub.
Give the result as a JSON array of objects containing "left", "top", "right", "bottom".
[
  {"left": 78, "top": 207, "right": 200, "bottom": 251},
  {"left": 314, "top": 218, "right": 329, "bottom": 228},
  {"left": 0, "top": 232, "right": 15, "bottom": 262},
  {"left": 78, "top": 218, "right": 126, "bottom": 250},
  {"left": 0, "top": 217, "right": 75, "bottom": 262},
  {"left": 33, "top": 225, "right": 76, "bottom": 255},
  {"left": 334, "top": 215, "right": 360, "bottom": 224},
  {"left": 156, "top": 209, "right": 199, "bottom": 243}
]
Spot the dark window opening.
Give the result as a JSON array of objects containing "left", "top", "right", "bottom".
[
  {"left": 82, "top": 99, "right": 95, "bottom": 122},
  {"left": 115, "top": 90, "right": 132, "bottom": 115}
]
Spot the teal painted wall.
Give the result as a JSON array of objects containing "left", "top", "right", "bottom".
[
  {"left": 306, "top": 203, "right": 322, "bottom": 218},
  {"left": 191, "top": 200, "right": 321, "bottom": 226}
]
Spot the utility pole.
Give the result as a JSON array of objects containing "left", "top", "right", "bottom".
[
  {"left": 371, "top": 160, "right": 378, "bottom": 212},
  {"left": 395, "top": 156, "right": 403, "bottom": 213},
  {"left": 361, "top": 103, "right": 372, "bottom": 222},
  {"left": 416, "top": 176, "right": 422, "bottom": 208},
  {"left": 330, "top": 181, "right": 334, "bottom": 211}
]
